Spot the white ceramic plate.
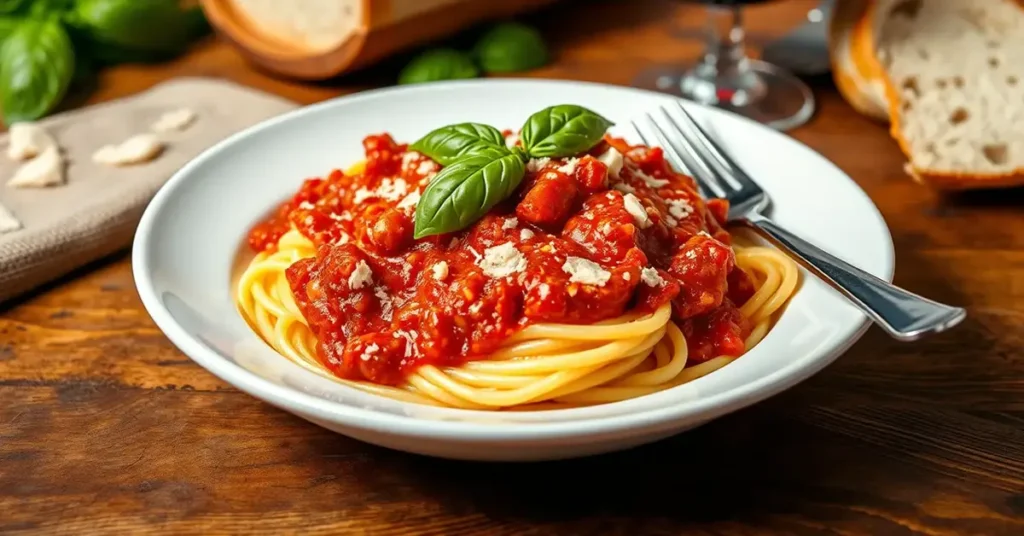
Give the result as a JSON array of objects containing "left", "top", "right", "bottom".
[{"left": 133, "top": 79, "right": 893, "bottom": 461}]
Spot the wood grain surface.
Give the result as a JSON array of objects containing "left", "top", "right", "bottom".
[{"left": 2, "top": 0, "right": 1023, "bottom": 534}]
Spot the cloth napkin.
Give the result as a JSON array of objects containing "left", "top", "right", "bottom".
[{"left": 0, "top": 77, "right": 297, "bottom": 304}]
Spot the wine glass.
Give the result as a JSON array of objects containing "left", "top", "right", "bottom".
[{"left": 634, "top": 0, "right": 816, "bottom": 131}]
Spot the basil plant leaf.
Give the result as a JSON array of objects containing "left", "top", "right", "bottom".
[
  {"left": 0, "top": 17, "right": 75, "bottom": 124},
  {"left": 71, "top": 0, "right": 208, "bottom": 55},
  {"left": 409, "top": 122, "right": 507, "bottom": 166},
  {"left": 398, "top": 48, "right": 478, "bottom": 85},
  {"left": 520, "top": 104, "right": 613, "bottom": 158},
  {"left": 473, "top": 22, "right": 548, "bottom": 74},
  {"left": 414, "top": 148, "right": 525, "bottom": 238}
]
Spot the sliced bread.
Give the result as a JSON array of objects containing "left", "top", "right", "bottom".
[{"left": 875, "top": 0, "right": 1024, "bottom": 189}]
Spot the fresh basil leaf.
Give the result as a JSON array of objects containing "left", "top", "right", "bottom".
[
  {"left": 0, "top": 17, "right": 74, "bottom": 124},
  {"left": 398, "top": 48, "right": 478, "bottom": 85},
  {"left": 520, "top": 104, "right": 613, "bottom": 158},
  {"left": 409, "top": 123, "right": 507, "bottom": 166},
  {"left": 414, "top": 148, "right": 525, "bottom": 238},
  {"left": 0, "top": 16, "right": 18, "bottom": 43},
  {"left": 473, "top": 22, "right": 548, "bottom": 74},
  {"left": 71, "top": 0, "right": 208, "bottom": 55},
  {"left": 30, "top": 0, "right": 75, "bottom": 16},
  {"left": 0, "top": 0, "right": 25, "bottom": 15}
]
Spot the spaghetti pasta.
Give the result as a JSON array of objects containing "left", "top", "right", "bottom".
[
  {"left": 236, "top": 129, "right": 800, "bottom": 410},
  {"left": 237, "top": 229, "right": 798, "bottom": 409}
]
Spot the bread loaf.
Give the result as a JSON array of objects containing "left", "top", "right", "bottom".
[
  {"left": 830, "top": 0, "right": 1024, "bottom": 190},
  {"left": 201, "top": 0, "right": 559, "bottom": 79}
]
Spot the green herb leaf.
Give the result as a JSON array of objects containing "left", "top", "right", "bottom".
[
  {"left": 29, "top": 0, "right": 75, "bottom": 16},
  {"left": 398, "top": 48, "right": 479, "bottom": 85},
  {"left": 0, "top": 17, "right": 74, "bottom": 124},
  {"left": 0, "top": 16, "right": 18, "bottom": 43},
  {"left": 520, "top": 104, "right": 613, "bottom": 158},
  {"left": 414, "top": 148, "right": 525, "bottom": 238},
  {"left": 71, "top": 0, "right": 208, "bottom": 55},
  {"left": 0, "top": 0, "right": 25, "bottom": 15},
  {"left": 473, "top": 22, "right": 548, "bottom": 74},
  {"left": 409, "top": 123, "right": 507, "bottom": 166}
]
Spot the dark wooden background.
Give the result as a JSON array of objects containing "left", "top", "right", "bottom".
[{"left": 2, "top": 0, "right": 1022, "bottom": 533}]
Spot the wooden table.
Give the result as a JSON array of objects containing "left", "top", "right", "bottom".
[{"left": 2, "top": 1, "right": 1022, "bottom": 533}]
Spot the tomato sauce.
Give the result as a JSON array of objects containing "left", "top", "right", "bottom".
[{"left": 248, "top": 133, "right": 755, "bottom": 385}]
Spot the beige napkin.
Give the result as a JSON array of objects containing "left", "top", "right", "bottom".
[{"left": 0, "top": 77, "right": 298, "bottom": 304}]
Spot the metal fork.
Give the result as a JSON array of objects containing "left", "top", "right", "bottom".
[{"left": 631, "top": 102, "right": 966, "bottom": 341}]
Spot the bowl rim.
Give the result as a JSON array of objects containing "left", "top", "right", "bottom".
[{"left": 133, "top": 78, "right": 894, "bottom": 441}]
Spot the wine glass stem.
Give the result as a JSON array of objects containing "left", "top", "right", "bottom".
[
  {"left": 707, "top": 6, "right": 745, "bottom": 68},
  {"left": 683, "top": 6, "right": 766, "bottom": 107}
]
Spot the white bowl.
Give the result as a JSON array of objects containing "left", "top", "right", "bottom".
[{"left": 133, "top": 79, "right": 893, "bottom": 461}]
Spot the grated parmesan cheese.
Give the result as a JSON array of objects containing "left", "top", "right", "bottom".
[
  {"left": 502, "top": 217, "right": 518, "bottom": 230},
  {"left": 556, "top": 158, "right": 579, "bottom": 176},
  {"left": 376, "top": 178, "right": 409, "bottom": 201},
  {"left": 432, "top": 261, "right": 449, "bottom": 281},
  {"left": 401, "top": 151, "right": 420, "bottom": 168},
  {"left": 622, "top": 193, "right": 652, "bottom": 229},
  {"left": 613, "top": 182, "right": 636, "bottom": 194},
  {"left": 623, "top": 272, "right": 631, "bottom": 281},
  {"left": 538, "top": 283, "right": 551, "bottom": 299},
  {"left": 0, "top": 202, "right": 21, "bottom": 233},
  {"left": 562, "top": 256, "right": 611, "bottom": 287},
  {"left": 526, "top": 157, "right": 551, "bottom": 172},
  {"left": 636, "top": 168, "right": 668, "bottom": 188},
  {"left": 520, "top": 228, "right": 535, "bottom": 241},
  {"left": 478, "top": 242, "right": 527, "bottom": 278},
  {"left": 92, "top": 134, "right": 164, "bottom": 167},
  {"left": 348, "top": 260, "right": 373, "bottom": 289},
  {"left": 597, "top": 147, "right": 624, "bottom": 178},
  {"left": 641, "top": 267, "right": 665, "bottom": 287},
  {"left": 151, "top": 108, "right": 197, "bottom": 133},
  {"left": 416, "top": 159, "right": 437, "bottom": 175},
  {"left": 666, "top": 198, "right": 694, "bottom": 220},
  {"left": 505, "top": 132, "right": 520, "bottom": 148},
  {"left": 7, "top": 122, "right": 57, "bottom": 161},
  {"left": 397, "top": 189, "right": 421, "bottom": 210}
]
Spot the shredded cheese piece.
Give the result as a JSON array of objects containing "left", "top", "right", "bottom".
[
  {"left": 7, "top": 122, "right": 57, "bottom": 161},
  {"left": 597, "top": 147, "right": 624, "bottom": 178},
  {"left": 0, "top": 202, "right": 21, "bottom": 233},
  {"left": 478, "top": 242, "right": 527, "bottom": 278},
  {"left": 641, "top": 267, "right": 665, "bottom": 287},
  {"left": 622, "top": 193, "right": 652, "bottom": 229},
  {"left": 348, "top": 260, "right": 373, "bottom": 289},
  {"left": 152, "top": 108, "right": 197, "bottom": 132},
  {"left": 8, "top": 145, "right": 64, "bottom": 188},
  {"left": 562, "top": 256, "right": 611, "bottom": 287},
  {"left": 431, "top": 261, "right": 449, "bottom": 281},
  {"left": 526, "top": 157, "right": 551, "bottom": 172},
  {"left": 556, "top": 158, "right": 579, "bottom": 175},
  {"left": 93, "top": 134, "right": 164, "bottom": 166}
]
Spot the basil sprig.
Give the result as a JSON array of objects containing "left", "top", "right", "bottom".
[
  {"left": 521, "top": 104, "right": 615, "bottom": 157},
  {"left": 409, "top": 122, "right": 505, "bottom": 166},
  {"left": 411, "top": 105, "right": 612, "bottom": 238}
]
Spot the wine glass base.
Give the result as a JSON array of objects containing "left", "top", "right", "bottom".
[{"left": 633, "top": 59, "right": 816, "bottom": 131}]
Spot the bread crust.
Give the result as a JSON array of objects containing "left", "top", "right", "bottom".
[{"left": 831, "top": 0, "right": 1024, "bottom": 190}]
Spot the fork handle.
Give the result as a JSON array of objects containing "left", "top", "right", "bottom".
[{"left": 744, "top": 214, "right": 966, "bottom": 341}]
